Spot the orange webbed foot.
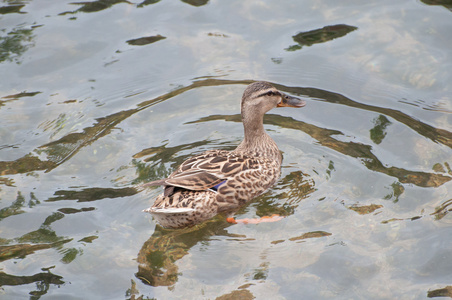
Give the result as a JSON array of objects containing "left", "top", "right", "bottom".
[
  {"left": 227, "top": 214, "right": 284, "bottom": 225},
  {"left": 226, "top": 217, "right": 237, "bottom": 224}
]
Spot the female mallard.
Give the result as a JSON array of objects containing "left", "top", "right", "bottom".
[{"left": 143, "top": 81, "right": 306, "bottom": 228}]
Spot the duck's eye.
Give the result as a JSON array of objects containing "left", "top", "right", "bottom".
[{"left": 256, "top": 91, "right": 279, "bottom": 98}]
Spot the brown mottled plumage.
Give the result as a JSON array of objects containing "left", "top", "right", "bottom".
[{"left": 143, "top": 81, "right": 306, "bottom": 228}]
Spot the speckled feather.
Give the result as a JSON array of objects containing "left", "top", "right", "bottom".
[{"left": 143, "top": 81, "right": 306, "bottom": 228}]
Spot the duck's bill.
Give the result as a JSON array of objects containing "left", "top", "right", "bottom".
[{"left": 277, "top": 93, "right": 307, "bottom": 108}]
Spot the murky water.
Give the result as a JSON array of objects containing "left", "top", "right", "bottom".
[{"left": 1, "top": 0, "right": 452, "bottom": 299}]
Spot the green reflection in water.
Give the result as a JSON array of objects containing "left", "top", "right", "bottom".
[
  {"left": 0, "top": 25, "right": 36, "bottom": 64},
  {"left": 0, "top": 4, "right": 26, "bottom": 15},
  {"left": 0, "top": 191, "right": 100, "bottom": 296},
  {"left": 0, "top": 192, "right": 26, "bottom": 221},
  {"left": 137, "top": 0, "right": 160, "bottom": 8},
  {"left": 0, "top": 270, "right": 65, "bottom": 297},
  {"left": 181, "top": 0, "right": 209, "bottom": 6},
  {"left": 286, "top": 24, "right": 358, "bottom": 51},
  {"left": 0, "top": 91, "right": 42, "bottom": 109},
  {"left": 433, "top": 162, "right": 452, "bottom": 174},
  {"left": 126, "top": 35, "right": 166, "bottom": 46},
  {"left": 370, "top": 115, "right": 392, "bottom": 145},
  {"left": 383, "top": 182, "right": 405, "bottom": 203},
  {"left": 428, "top": 285, "right": 452, "bottom": 298},
  {"left": 60, "top": 248, "right": 80, "bottom": 264},
  {"left": 47, "top": 186, "right": 137, "bottom": 202},
  {"left": 348, "top": 204, "right": 383, "bottom": 215},
  {"left": 421, "top": 0, "right": 452, "bottom": 12},
  {"left": 431, "top": 198, "right": 452, "bottom": 220},
  {"left": 59, "top": 0, "right": 131, "bottom": 15},
  {"left": 326, "top": 160, "right": 335, "bottom": 180}
]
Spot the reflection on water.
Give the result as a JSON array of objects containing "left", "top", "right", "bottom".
[
  {"left": 348, "top": 203, "right": 383, "bottom": 215},
  {"left": 383, "top": 181, "right": 405, "bottom": 203},
  {"left": 1, "top": 78, "right": 451, "bottom": 296},
  {"left": 126, "top": 35, "right": 166, "bottom": 46},
  {"left": 136, "top": 220, "right": 230, "bottom": 287},
  {"left": 59, "top": 0, "right": 131, "bottom": 15},
  {"left": 0, "top": 4, "right": 26, "bottom": 15},
  {"left": 4, "top": 78, "right": 437, "bottom": 183},
  {"left": 0, "top": 270, "right": 64, "bottom": 298},
  {"left": 431, "top": 198, "right": 452, "bottom": 220},
  {"left": 428, "top": 285, "right": 452, "bottom": 298},
  {"left": 190, "top": 108, "right": 450, "bottom": 188},
  {"left": 0, "top": 25, "right": 36, "bottom": 64},
  {"left": 286, "top": 24, "right": 358, "bottom": 51},
  {"left": 136, "top": 170, "right": 315, "bottom": 287},
  {"left": 57, "top": 0, "right": 209, "bottom": 15},
  {"left": 370, "top": 115, "right": 392, "bottom": 145},
  {"left": 0, "top": 194, "right": 72, "bottom": 297},
  {"left": 181, "top": 0, "right": 209, "bottom": 6},
  {"left": 421, "top": 0, "right": 452, "bottom": 11}
]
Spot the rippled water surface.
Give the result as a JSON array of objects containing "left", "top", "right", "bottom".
[{"left": 1, "top": 0, "right": 452, "bottom": 299}]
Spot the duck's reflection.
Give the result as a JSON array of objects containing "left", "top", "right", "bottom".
[
  {"left": 135, "top": 171, "right": 315, "bottom": 287},
  {"left": 136, "top": 219, "right": 230, "bottom": 287}
]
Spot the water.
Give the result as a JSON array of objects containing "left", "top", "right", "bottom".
[{"left": 1, "top": 0, "right": 451, "bottom": 299}]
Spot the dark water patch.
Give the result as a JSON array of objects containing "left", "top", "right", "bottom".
[
  {"left": 428, "top": 285, "right": 452, "bottom": 298},
  {"left": 58, "top": 207, "right": 96, "bottom": 214},
  {"left": 383, "top": 182, "right": 405, "bottom": 203},
  {"left": 216, "top": 289, "right": 255, "bottom": 300},
  {"left": 0, "top": 154, "right": 58, "bottom": 175},
  {"left": 126, "top": 35, "right": 166, "bottom": 46},
  {"left": 288, "top": 231, "right": 332, "bottom": 242},
  {"left": 0, "top": 239, "right": 71, "bottom": 262},
  {"left": 286, "top": 24, "right": 358, "bottom": 51},
  {"left": 348, "top": 204, "right": 383, "bottom": 215},
  {"left": 420, "top": 0, "right": 452, "bottom": 11},
  {"left": 1, "top": 91, "right": 41, "bottom": 100},
  {"left": 47, "top": 187, "right": 137, "bottom": 202},
  {"left": 370, "top": 115, "right": 392, "bottom": 144},
  {"left": 137, "top": 0, "right": 160, "bottom": 7},
  {"left": 0, "top": 270, "right": 64, "bottom": 286},
  {"left": 0, "top": 4, "right": 26, "bottom": 14},
  {"left": 78, "top": 235, "right": 98, "bottom": 243},
  {"left": 59, "top": 0, "right": 131, "bottom": 15},
  {"left": 181, "top": 0, "right": 209, "bottom": 7}
]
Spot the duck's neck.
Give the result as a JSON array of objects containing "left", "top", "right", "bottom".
[{"left": 234, "top": 111, "right": 281, "bottom": 162}]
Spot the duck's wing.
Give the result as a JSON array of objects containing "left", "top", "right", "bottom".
[
  {"left": 142, "top": 169, "right": 223, "bottom": 190},
  {"left": 143, "top": 150, "right": 251, "bottom": 191}
]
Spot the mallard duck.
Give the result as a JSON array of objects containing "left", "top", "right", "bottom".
[{"left": 143, "top": 81, "right": 306, "bottom": 228}]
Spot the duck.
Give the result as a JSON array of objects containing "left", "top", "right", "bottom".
[{"left": 143, "top": 81, "right": 306, "bottom": 228}]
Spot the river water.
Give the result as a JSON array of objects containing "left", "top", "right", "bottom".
[{"left": 1, "top": 0, "right": 451, "bottom": 299}]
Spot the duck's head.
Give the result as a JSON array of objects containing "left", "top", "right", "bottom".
[{"left": 241, "top": 81, "right": 306, "bottom": 116}]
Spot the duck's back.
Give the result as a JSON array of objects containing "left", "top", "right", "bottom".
[{"left": 146, "top": 149, "right": 281, "bottom": 228}]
